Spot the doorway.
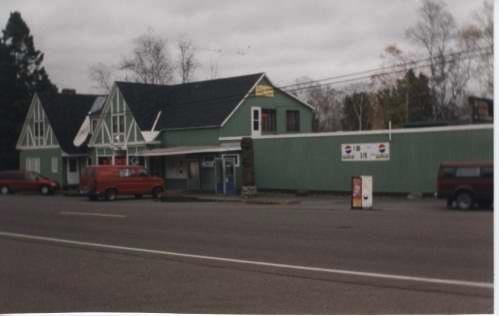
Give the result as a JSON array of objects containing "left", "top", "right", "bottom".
[
  {"left": 66, "top": 158, "right": 80, "bottom": 185},
  {"left": 223, "top": 156, "right": 236, "bottom": 194},
  {"left": 187, "top": 160, "right": 201, "bottom": 191}
]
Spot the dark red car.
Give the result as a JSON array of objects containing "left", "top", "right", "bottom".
[
  {"left": 0, "top": 170, "right": 59, "bottom": 195},
  {"left": 80, "top": 165, "right": 165, "bottom": 201},
  {"left": 437, "top": 161, "right": 493, "bottom": 209}
]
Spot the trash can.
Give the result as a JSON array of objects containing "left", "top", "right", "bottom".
[{"left": 351, "top": 175, "right": 373, "bottom": 209}]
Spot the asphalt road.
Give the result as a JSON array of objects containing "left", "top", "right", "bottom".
[{"left": 0, "top": 194, "right": 493, "bottom": 314}]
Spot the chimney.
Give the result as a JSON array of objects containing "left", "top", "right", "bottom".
[{"left": 61, "top": 88, "right": 76, "bottom": 95}]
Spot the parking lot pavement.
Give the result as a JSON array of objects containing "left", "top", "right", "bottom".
[{"left": 0, "top": 194, "right": 493, "bottom": 314}]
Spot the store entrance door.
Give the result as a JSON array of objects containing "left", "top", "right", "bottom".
[
  {"left": 223, "top": 157, "right": 236, "bottom": 195},
  {"left": 187, "top": 160, "right": 201, "bottom": 191}
]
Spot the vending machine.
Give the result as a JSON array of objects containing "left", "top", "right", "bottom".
[{"left": 351, "top": 175, "right": 373, "bottom": 209}]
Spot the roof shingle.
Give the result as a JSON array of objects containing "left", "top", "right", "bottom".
[
  {"left": 116, "top": 73, "right": 263, "bottom": 131},
  {"left": 38, "top": 93, "right": 101, "bottom": 154}
]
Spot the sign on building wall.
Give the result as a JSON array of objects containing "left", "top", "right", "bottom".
[
  {"left": 255, "top": 84, "right": 274, "bottom": 97},
  {"left": 341, "top": 142, "right": 390, "bottom": 161}
]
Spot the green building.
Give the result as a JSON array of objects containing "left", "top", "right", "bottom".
[
  {"left": 86, "top": 73, "right": 315, "bottom": 193},
  {"left": 16, "top": 91, "right": 104, "bottom": 187}
]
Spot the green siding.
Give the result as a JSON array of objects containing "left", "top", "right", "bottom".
[
  {"left": 253, "top": 127, "right": 493, "bottom": 193},
  {"left": 162, "top": 128, "right": 220, "bottom": 147},
  {"left": 19, "top": 148, "right": 63, "bottom": 184},
  {"left": 221, "top": 79, "right": 314, "bottom": 137}
]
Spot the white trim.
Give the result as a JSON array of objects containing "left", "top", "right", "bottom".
[
  {"left": 238, "top": 124, "right": 493, "bottom": 140},
  {"left": 17, "top": 145, "right": 60, "bottom": 150},
  {"left": 265, "top": 76, "right": 316, "bottom": 112},
  {"left": 133, "top": 121, "right": 138, "bottom": 142},
  {"left": 61, "top": 152, "right": 88, "bottom": 157},
  {"left": 141, "top": 146, "right": 241, "bottom": 157},
  {"left": 151, "top": 111, "right": 162, "bottom": 131},
  {"left": 251, "top": 106, "right": 262, "bottom": 136},
  {"left": 222, "top": 153, "right": 240, "bottom": 167},
  {"left": 219, "top": 136, "right": 245, "bottom": 141},
  {"left": 126, "top": 120, "right": 135, "bottom": 142},
  {"left": 219, "top": 124, "right": 493, "bottom": 141},
  {"left": 164, "top": 125, "right": 220, "bottom": 131},
  {"left": 220, "top": 73, "right": 265, "bottom": 127},
  {"left": 89, "top": 84, "right": 116, "bottom": 146},
  {"left": 91, "top": 141, "right": 157, "bottom": 149}
]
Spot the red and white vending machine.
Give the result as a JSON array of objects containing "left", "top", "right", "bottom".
[{"left": 351, "top": 175, "right": 373, "bottom": 209}]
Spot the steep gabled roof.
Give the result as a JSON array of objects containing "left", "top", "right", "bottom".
[
  {"left": 116, "top": 73, "right": 264, "bottom": 131},
  {"left": 38, "top": 93, "right": 101, "bottom": 154}
]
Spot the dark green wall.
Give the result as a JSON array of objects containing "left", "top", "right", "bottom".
[
  {"left": 19, "top": 148, "right": 63, "bottom": 184},
  {"left": 253, "top": 127, "right": 493, "bottom": 193},
  {"left": 162, "top": 128, "right": 220, "bottom": 147},
  {"left": 221, "top": 79, "right": 314, "bottom": 137}
]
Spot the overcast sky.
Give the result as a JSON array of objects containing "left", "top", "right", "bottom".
[{"left": 0, "top": 0, "right": 487, "bottom": 94}]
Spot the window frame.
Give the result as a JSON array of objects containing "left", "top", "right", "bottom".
[
  {"left": 286, "top": 110, "right": 300, "bottom": 132},
  {"left": 251, "top": 107, "right": 261, "bottom": 136},
  {"left": 261, "top": 108, "right": 277, "bottom": 134},
  {"left": 51, "top": 157, "right": 58, "bottom": 173}
]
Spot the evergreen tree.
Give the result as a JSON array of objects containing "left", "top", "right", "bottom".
[
  {"left": 2, "top": 11, "right": 57, "bottom": 95},
  {"left": 0, "top": 11, "right": 57, "bottom": 170},
  {"left": 404, "top": 69, "right": 433, "bottom": 122}
]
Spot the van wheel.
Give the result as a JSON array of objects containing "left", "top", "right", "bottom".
[
  {"left": 88, "top": 195, "right": 98, "bottom": 201},
  {"left": 134, "top": 194, "right": 143, "bottom": 199},
  {"left": 152, "top": 187, "right": 163, "bottom": 199},
  {"left": 455, "top": 191, "right": 473, "bottom": 210},
  {"left": 105, "top": 189, "right": 117, "bottom": 201},
  {"left": 0, "top": 185, "right": 9, "bottom": 195},
  {"left": 40, "top": 185, "right": 50, "bottom": 196}
]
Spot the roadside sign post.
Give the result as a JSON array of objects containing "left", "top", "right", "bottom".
[{"left": 351, "top": 175, "right": 373, "bottom": 210}]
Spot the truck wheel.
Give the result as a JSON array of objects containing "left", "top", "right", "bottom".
[
  {"left": 152, "top": 187, "right": 163, "bottom": 199},
  {"left": 40, "top": 185, "right": 50, "bottom": 196},
  {"left": 0, "top": 185, "right": 9, "bottom": 195},
  {"left": 105, "top": 189, "right": 117, "bottom": 201},
  {"left": 455, "top": 191, "right": 473, "bottom": 210}
]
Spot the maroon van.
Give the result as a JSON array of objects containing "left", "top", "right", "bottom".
[
  {"left": 0, "top": 170, "right": 59, "bottom": 195},
  {"left": 437, "top": 161, "right": 493, "bottom": 209}
]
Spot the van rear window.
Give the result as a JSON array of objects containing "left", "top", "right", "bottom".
[{"left": 455, "top": 167, "right": 480, "bottom": 178}]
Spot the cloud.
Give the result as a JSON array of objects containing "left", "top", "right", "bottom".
[{"left": 0, "top": 0, "right": 485, "bottom": 93}]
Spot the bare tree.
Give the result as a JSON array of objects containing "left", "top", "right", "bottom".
[
  {"left": 119, "top": 30, "right": 175, "bottom": 85},
  {"left": 208, "top": 59, "right": 219, "bottom": 79},
  {"left": 290, "top": 77, "right": 343, "bottom": 131},
  {"left": 470, "top": 1, "right": 494, "bottom": 95},
  {"left": 406, "top": 0, "right": 458, "bottom": 120},
  {"left": 88, "top": 62, "right": 114, "bottom": 93},
  {"left": 177, "top": 38, "right": 198, "bottom": 83}
]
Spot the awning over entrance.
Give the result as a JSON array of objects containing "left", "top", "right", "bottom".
[{"left": 140, "top": 145, "right": 241, "bottom": 157}]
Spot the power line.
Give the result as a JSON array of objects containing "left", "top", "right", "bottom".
[
  {"left": 77, "top": 46, "right": 491, "bottom": 120},
  {"left": 283, "top": 49, "right": 492, "bottom": 94},
  {"left": 279, "top": 46, "right": 492, "bottom": 91}
]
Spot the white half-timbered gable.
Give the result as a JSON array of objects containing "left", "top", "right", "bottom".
[
  {"left": 16, "top": 94, "right": 58, "bottom": 150},
  {"left": 89, "top": 84, "right": 146, "bottom": 149}
]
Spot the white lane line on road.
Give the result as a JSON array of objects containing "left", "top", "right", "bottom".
[
  {"left": 59, "top": 211, "right": 126, "bottom": 218},
  {"left": 0, "top": 230, "right": 492, "bottom": 289}
]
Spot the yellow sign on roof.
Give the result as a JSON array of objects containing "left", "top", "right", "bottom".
[{"left": 255, "top": 84, "right": 274, "bottom": 97}]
